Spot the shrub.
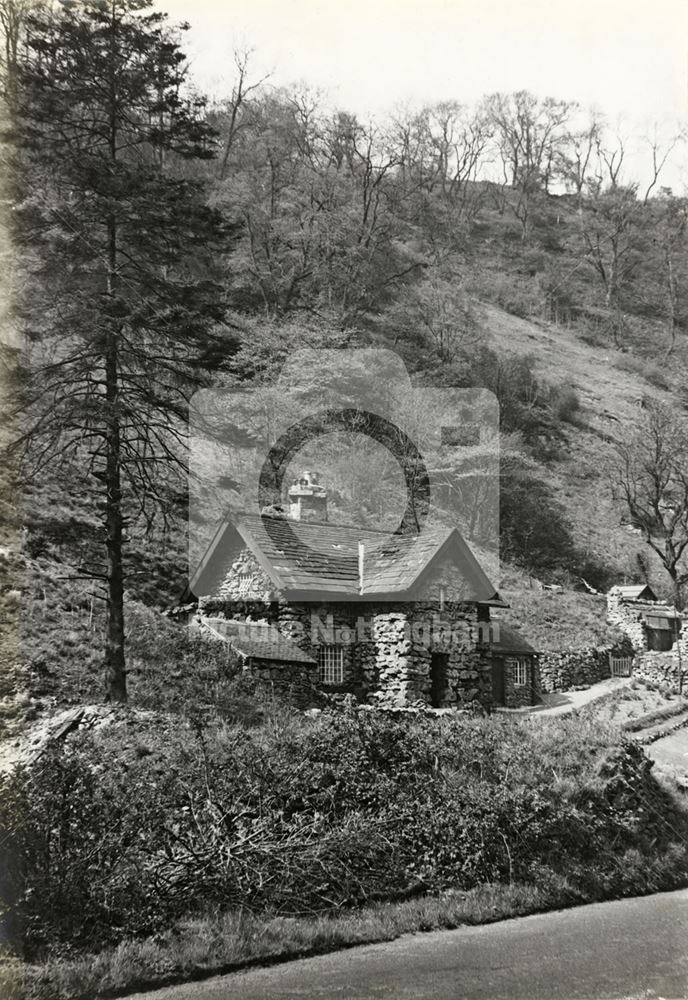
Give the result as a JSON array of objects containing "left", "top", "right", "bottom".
[
  {"left": 2, "top": 712, "right": 687, "bottom": 961},
  {"left": 549, "top": 385, "right": 581, "bottom": 424},
  {"left": 615, "top": 353, "right": 671, "bottom": 390}
]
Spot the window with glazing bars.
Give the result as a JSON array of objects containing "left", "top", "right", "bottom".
[
  {"left": 318, "top": 645, "right": 344, "bottom": 685},
  {"left": 514, "top": 659, "right": 528, "bottom": 686}
]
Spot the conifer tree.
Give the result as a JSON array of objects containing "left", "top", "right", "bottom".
[{"left": 13, "top": 0, "right": 230, "bottom": 701}]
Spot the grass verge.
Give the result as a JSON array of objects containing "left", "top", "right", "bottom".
[
  {"left": 17, "top": 867, "right": 688, "bottom": 1000},
  {"left": 17, "top": 882, "right": 563, "bottom": 999},
  {"left": 0, "top": 955, "right": 24, "bottom": 1000}
]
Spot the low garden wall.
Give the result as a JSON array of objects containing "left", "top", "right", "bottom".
[
  {"left": 632, "top": 651, "right": 683, "bottom": 693},
  {"left": 251, "top": 660, "right": 318, "bottom": 707},
  {"left": 536, "top": 646, "right": 613, "bottom": 694}
]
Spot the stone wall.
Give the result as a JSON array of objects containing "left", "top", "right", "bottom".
[
  {"left": 202, "top": 583, "right": 493, "bottom": 708},
  {"left": 364, "top": 601, "right": 490, "bottom": 709},
  {"left": 193, "top": 615, "right": 318, "bottom": 707},
  {"left": 206, "top": 547, "right": 275, "bottom": 604},
  {"left": 503, "top": 658, "right": 537, "bottom": 707},
  {"left": 266, "top": 599, "right": 491, "bottom": 709},
  {"left": 276, "top": 602, "right": 372, "bottom": 698},
  {"left": 536, "top": 647, "right": 612, "bottom": 693},
  {"left": 250, "top": 659, "right": 317, "bottom": 707},
  {"left": 632, "top": 651, "right": 683, "bottom": 693},
  {"left": 606, "top": 589, "right": 648, "bottom": 650},
  {"left": 606, "top": 589, "right": 685, "bottom": 653}
]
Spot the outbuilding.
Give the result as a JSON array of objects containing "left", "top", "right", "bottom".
[{"left": 489, "top": 623, "right": 539, "bottom": 707}]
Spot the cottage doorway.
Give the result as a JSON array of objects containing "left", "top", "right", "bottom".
[
  {"left": 644, "top": 624, "right": 675, "bottom": 652},
  {"left": 491, "top": 657, "right": 505, "bottom": 706},
  {"left": 430, "top": 652, "right": 449, "bottom": 707}
]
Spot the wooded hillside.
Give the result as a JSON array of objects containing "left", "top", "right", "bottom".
[{"left": 1, "top": 0, "right": 688, "bottom": 703}]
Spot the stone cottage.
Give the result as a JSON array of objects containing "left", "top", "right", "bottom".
[
  {"left": 182, "top": 470, "right": 533, "bottom": 710},
  {"left": 607, "top": 584, "right": 683, "bottom": 653}
]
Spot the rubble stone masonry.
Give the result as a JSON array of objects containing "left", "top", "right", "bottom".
[
  {"left": 275, "top": 599, "right": 492, "bottom": 709},
  {"left": 536, "top": 647, "right": 612, "bottom": 693}
]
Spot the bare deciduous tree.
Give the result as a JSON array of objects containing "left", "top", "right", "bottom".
[
  {"left": 215, "top": 48, "right": 268, "bottom": 183},
  {"left": 614, "top": 402, "right": 688, "bottom": 608},
  {"left": 484, "top": 90, "right": 575, "bottom": 239},
  {"left": 0, "top": 0, "right": 32, "bottom": 109}
]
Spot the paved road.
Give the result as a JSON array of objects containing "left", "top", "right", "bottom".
[{"left": 129, "top": 889, "right": 688, "bottom": 1000}]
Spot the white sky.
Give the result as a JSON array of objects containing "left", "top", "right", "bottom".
[{"left": 158, "top": 0, "right": 688, "bottom": 189}]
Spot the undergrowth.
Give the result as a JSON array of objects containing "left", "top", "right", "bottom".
[{"left": 2, "top": 708, "right": 687, "bottom": 995}]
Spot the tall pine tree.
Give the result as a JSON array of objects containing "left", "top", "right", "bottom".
[{"left": 13, "top": 0, "right": 231, "bottom": 701}]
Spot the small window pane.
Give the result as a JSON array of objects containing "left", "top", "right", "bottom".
[
  {"left": 515, "top": 659, "right": 527, "bottom": 686},
  {"left": 318, "top": 646, "right": 344, "bottom": 685}
]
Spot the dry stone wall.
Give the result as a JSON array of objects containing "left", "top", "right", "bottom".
[
  {"left": 193, "top": 615, "right": 318, "bottom": 707},
  {"left": 367, "top": 609, "right": 417, "bottom": 707},
  {"left": 536, "top": 647, "right": 612, "bottom": 693},
  {"left": 606, "top": 589, "right": 648, "bottom": 650},
  {"left": 368, "top": 601, "right": 491, "bottom": 708},
  {"left": 632, "top": 651, "right": 683, "bottom": 693},
  {"left": 250, "top": 659, "right": 317, "bottom": 707}
]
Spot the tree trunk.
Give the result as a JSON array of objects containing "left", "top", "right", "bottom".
[
  {"left": 103, "top": 3, "right": 125, "bottom": 702},
  {"left": 104, "top": 322, "right": 126, "bottom": 702},
  {"left": 664, "top": 249, "right": 677, "bottom": 360},
  {"left": 667, "top": 564, "right": 683, "bottom": 612}
]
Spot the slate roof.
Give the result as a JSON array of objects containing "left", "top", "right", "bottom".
[
  {"left": 189, "top": 511, "right": 503, "bottom": 604},
  {"left": 625, "top": 601, "right": 681, "bottom": 621},
  {"left": 201, "top": 617, "right": 316, "bottom": 664},
  {"left": 613, "top": 584, "right": 658, "bottom": 601},
  {"left": 490, "top": 622, "right": 538, "bottom": 655}
]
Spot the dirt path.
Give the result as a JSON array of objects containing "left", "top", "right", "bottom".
[
  {"left": 519, "top": 677, "right": 633, "bottom": 717},
  {"left": 646, "top": 724, "right": 688, "bottom": 776}
]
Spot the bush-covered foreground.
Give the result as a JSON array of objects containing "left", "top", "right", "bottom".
[{"left": 2, "top": 707, "right": 688, "bottom": 998}]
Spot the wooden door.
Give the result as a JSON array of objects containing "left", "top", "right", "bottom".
[
  {"left": 491, "top": 656, "right": 505, "bottom": 706},
  {"left": 645, "top": 627, "right": 673, "bottom": 652}
]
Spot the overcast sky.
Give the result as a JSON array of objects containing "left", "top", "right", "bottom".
[{"left": 158, "top": 0, "right": 688, "bottom": 189}]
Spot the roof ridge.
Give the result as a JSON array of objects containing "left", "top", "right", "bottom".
[{"left": 231, "top": 509, "right": 431, "bottom": 537}]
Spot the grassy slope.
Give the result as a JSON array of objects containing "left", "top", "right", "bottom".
[
  {"left": 494, "top": 584, "right": 620, "bottom": 651},
  {"left": 481, "top": 302, "right": 679, "bottom": 599}
]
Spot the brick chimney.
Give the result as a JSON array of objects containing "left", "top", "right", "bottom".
[{"left": 288, "top": 470, "right": 327, "bottom": 522}]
